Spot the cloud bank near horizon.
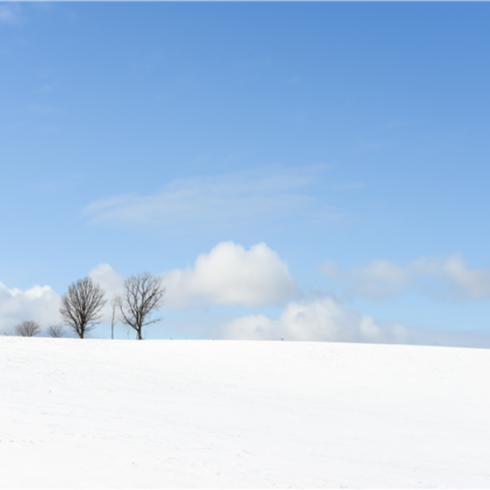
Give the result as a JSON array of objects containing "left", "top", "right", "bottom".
[
  {"left": 219, "top": 297, "right": 408, "bottom": 344},
  {"left": 217, "top": 296, "right": 490, "bottom": 348},
  {"left": 1, "top": 243, "right": 490, "bottom": 348}
]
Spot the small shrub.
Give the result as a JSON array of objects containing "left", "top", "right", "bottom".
[{"left": 47, "top": 323, "right": 65, "bottom": 338}]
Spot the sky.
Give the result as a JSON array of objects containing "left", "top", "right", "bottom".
[{"left": 1, "top": 2, "right": 490, "bottom": 346}]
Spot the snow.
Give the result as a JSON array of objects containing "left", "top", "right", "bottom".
[{"left": 1, "top": 337, "right": 489, "bottom": 488}]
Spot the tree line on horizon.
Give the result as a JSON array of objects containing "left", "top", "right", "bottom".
[{"left": 6, "top": 272, "right": 165, "bottom": 340}]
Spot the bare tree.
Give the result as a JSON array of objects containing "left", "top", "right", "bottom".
[
  {"left": 118, "top": 273, "right": 165, "bottom": 340},
  {"left": 15, "top": 321, "right": 41, "bottom": 337},
  {"left": 60, "top": 277, "right": 107, "bottom": 339},
  {"left": 47, "top": 323, "right": 65, "bottom": 338}
]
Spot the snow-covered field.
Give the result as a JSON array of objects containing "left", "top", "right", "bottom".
[{"left": 1, "top": 337, "right": 489, "bottom": 488}]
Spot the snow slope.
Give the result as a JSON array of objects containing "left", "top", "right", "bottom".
[{"left": 1, "top": 337, "right": 489, "bottom": 488}]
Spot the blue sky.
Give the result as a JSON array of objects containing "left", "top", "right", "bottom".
[{"left": 1, "top": 2, "right": 490, "bottom": 345}]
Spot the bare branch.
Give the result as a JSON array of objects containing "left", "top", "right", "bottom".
[
  {"left": 15, "top": 321, "right": 41, "bottom": 337},
  {"left": 59, "top": 277, "right": 107, "bottom": 339},
  {"left": 118, "top": 273, "right": 165, "bottom": 340},
  {"left": 47, "top": 323, "right": 65, "bottom": 338}
]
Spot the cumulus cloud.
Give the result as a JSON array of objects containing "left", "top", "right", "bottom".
[
  {"left": 164, "top": 241, "right": 297, "bottom": 308},
  {"left": 0, "top": 282, "right": 61, "bottom": 334},
  {"left": 83, "top": 241, "right": 297, "bottom": 312},
  {"left": 320, "top": 254, "right": 490, "bottom": 301},
  {"left": 83, "top": 166, "right": 343, "bottom": 232},
  {"left": 220, "top": 297, "right": 408, "bottom": 344}
]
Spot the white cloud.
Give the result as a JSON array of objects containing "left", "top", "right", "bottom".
[
  {"left": 84, "top": 241, "right": 297, "bottom": 313},
  {"left": 0, "top": 282, "right": 61, "bottom": 334},
  {"left": 320, "top": 254, "right": 490, "bottom": 301},
  {"left": 164, "top": 241, "right": 297, "bottom": 308},
  {"left": 220, "top": 297, "right": 408, "bottom": 344},
  {"left": 82, "top": 166, "right": 343, "bottom": 232}
]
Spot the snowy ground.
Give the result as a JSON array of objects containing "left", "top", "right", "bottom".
[{"left": 1, "top": 337, "right": 489, "bottom": 488}]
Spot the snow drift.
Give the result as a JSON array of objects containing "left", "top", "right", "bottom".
[{"left": 0, "top": 337, "right": 489, "bottom": 488}]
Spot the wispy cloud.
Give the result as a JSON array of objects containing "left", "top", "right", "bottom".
[
  {"left": 33, "top": 82, "right": 61, "bottom": 96},
  {"left": 374, "top": 120, "right": 414, "bottom": 132},
  {"left": 333, "top": 182, "right": 366, "bottom": 191},
  {"left": 28, "top": 174, "right": 83, "bottom": 193},
  {"left": 0, "top": 4, "right": 20, "bottom": 25},
  {"left": 83, "top": 166, "right": 345, "bottom": 233},
  {"left": 27, "top": 103, "right": 60, "bottom": 116},
  {"left": 320, "top": 254, "right": 490, "bottom": 302},
  {"left": 359, "top": 140, "right": 393, "bottom": 152}
]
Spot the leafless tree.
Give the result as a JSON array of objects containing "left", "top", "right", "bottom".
[
  {"left": 47, "top": 323, "right": 65, "bottom": 338},
  {"left": 60, "top": 277, "right": 107, "bottom": 339},
  {"left": 15, "top": 321, "right": 41, "bottom": 337},
  {"left": 118, "top": 273, "right": 165, "bottom": 340}
]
